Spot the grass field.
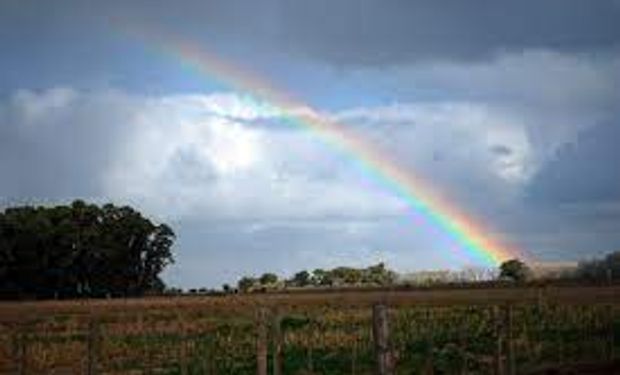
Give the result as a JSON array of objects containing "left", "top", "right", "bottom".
[{"left": 0, "top": 285, "right": 618, "bottom": 374}]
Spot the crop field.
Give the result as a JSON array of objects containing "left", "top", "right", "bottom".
[{"left": 0, "top": 285, "right": 618, "bottom": 374}]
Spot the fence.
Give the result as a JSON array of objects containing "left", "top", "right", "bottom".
[{"left": 0, "top": 287, "right": 618, "bottom": 374}]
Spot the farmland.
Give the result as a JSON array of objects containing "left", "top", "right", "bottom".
[{"left": 0, "top": 285, "right": 618, "bottom": 374}]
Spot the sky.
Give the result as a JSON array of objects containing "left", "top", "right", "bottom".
[{"left": 1, "top": 0, "right": 619, "bottom": 288}]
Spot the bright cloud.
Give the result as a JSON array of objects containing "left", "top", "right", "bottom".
[{"left": 0, "top": 88, "right": 576, "bottom": 222}]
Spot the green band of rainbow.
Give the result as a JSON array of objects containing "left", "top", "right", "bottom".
[{"left": 127, "top": 28, "right": 520, "bottom": 266}]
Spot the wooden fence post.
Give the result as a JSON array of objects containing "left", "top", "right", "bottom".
[
  {"left": 536, "top": 288, "right": 545, "bottom": 312},
  {"left": 87, "top": 318, "right": 101, "bottom": 375},
  {"left": 608, "top": 304, "right": 615, "bottom": 361},
  {"left": 256, "top": 308, "right": 268, "bottom": 375},
  {"left": 424, "top": 308, "right": 434, "bottom": 375},
  {"left": 12, "top": 324, "right": 26, "bottom": 375},
  {"left": 272, "top": 311, "right": 283, "bottom": 375},
  {"left": 556, "top": 306, "right": 564, "bottom": 366},
  {"left": 506, "top": 305, "right": 515, "bottom": 375},
  {"left": 372, "top": 303, "right": 393, "bottom": 375},
  {"left": 494, "top": 306, "right": 504, "bottom": 375},
  {"left": 460, "top": 311, "right": 468, "bottom": 375},
  {"left": 207, "top": 333, "right": 217, "bottom": 375},
  {"left": 306, "top": 326, "right": 314, "bottom": 373},
  {"left": 351, "top": 336, "right": 357, "bottom": 375}
]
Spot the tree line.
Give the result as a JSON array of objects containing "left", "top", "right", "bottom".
[
  {"left": 499, "top": 254, "right": 620, "bottom": 284},
  {"left": 234, "top": 263, "right": 397, "bottom": 293},
  {"left": 227, "top": 253, "right": 620, "bottom": 294},
  {"left": 0, "top": 200, "right": 175, "bottom": 299},
  {"left": 230, "top": 261, "right": 521, "bottom": 294},
  {"left": 576, "top": 251, "right": 620, "bottom": 282}
]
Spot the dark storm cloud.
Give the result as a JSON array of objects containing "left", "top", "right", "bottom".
[
  {"left": 526, "top": 121, "right": 620, "bottom": 204},
  {"left": 279, "top": 0, "right": 620, "bottom": 64},
  {"left": 2, "top": 0, "right": 619, "bottom": 75},
  {"left": 123, "top": 0, "right": 620, "bottom": 64}
]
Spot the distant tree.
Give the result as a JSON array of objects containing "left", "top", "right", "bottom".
[
  {"left": 222, "top": 283, "right": 231, "bottom": 293},
  {"left": 576, "top": 250, "right": 620, "bottom": 282},
  {"left": 330, "top": 267, "right": 362, "bottom": 285},
  {"left": 165, "top": 287, "right": 183, "bottom": 295},
  {"left": 259, "top": 272, "right": 278, "bottom": 285},
  {"left": 364, "top": 262, "right": 397, "bottom": 285},
  {"left": 292, "top": 270, "right": 311, "bottom": 287},
  {"left": 499, "top": 259, "right": 531, "bottom": 283},
  {"left": 226, "top": 263, "right": 400, "bottom": 292},
  {"left": 237, "top": 276, "right": 256, "bottom": 293},
  {"left": 312, "top": 269, "right": 328, "bottom": 285}
]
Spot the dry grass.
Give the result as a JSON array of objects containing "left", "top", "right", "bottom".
[{"left": 0, "top": 285, "right": 617, "bottom": 374}]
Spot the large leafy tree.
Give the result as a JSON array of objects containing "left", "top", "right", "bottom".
[
  {"left": 0, "top": 200, "right": 175, "bottom": 299},
  {"left": 499, "top": 258, "right": 531, "bottom": 283}
]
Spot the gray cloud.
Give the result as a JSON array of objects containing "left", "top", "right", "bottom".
[
  {"left": 482, "top": 120, "right": 620, "bottom": 262},
  {"left": 526, "top": 121, "right": 620, "bottom": 205},
  {"left": 279, "top": 0, "right": 620, "bottom": 65},
  {"left": 490, "top": 145, "right": 513, "bottom": 157},
  {"left": 3, "top": 0, "right": 619, "bottom": 73},
  {"left": 0, "top": 89, "right": 139, "bottom": 201},
  {"left": 120, "top": 0, "right": 620, "bottom": 65}
]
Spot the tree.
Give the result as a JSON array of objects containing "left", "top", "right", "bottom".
[
  {"left": 364, "top": 262, "right": 397, "bottom": 285},
  {"left": 237, "top": 276, "right": 256, "bottom": 293},
  {"left": 292, "top": 270, "right": 311, "bottom": 287},
  {"left": 0, "top": 201, "right": 175, "bottom": 299},
  {"left": 259, "top": 272, "right": 278, "bottom": 285},
  {"left": 499, "top": 259, "right": 531, "bottom": 283},
  {"left": 312, "top": 269, "right": 328, "bottom": 285},
  {"left": 576, "top": 250, "right": 620, "bottom": 282},
  {"left": 331, "top": 266, "right": 363, "bottom": 285}
]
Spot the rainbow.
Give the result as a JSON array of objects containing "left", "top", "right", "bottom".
[{"left": 127, "top": 28, "right": 521, "bottom": 266}]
